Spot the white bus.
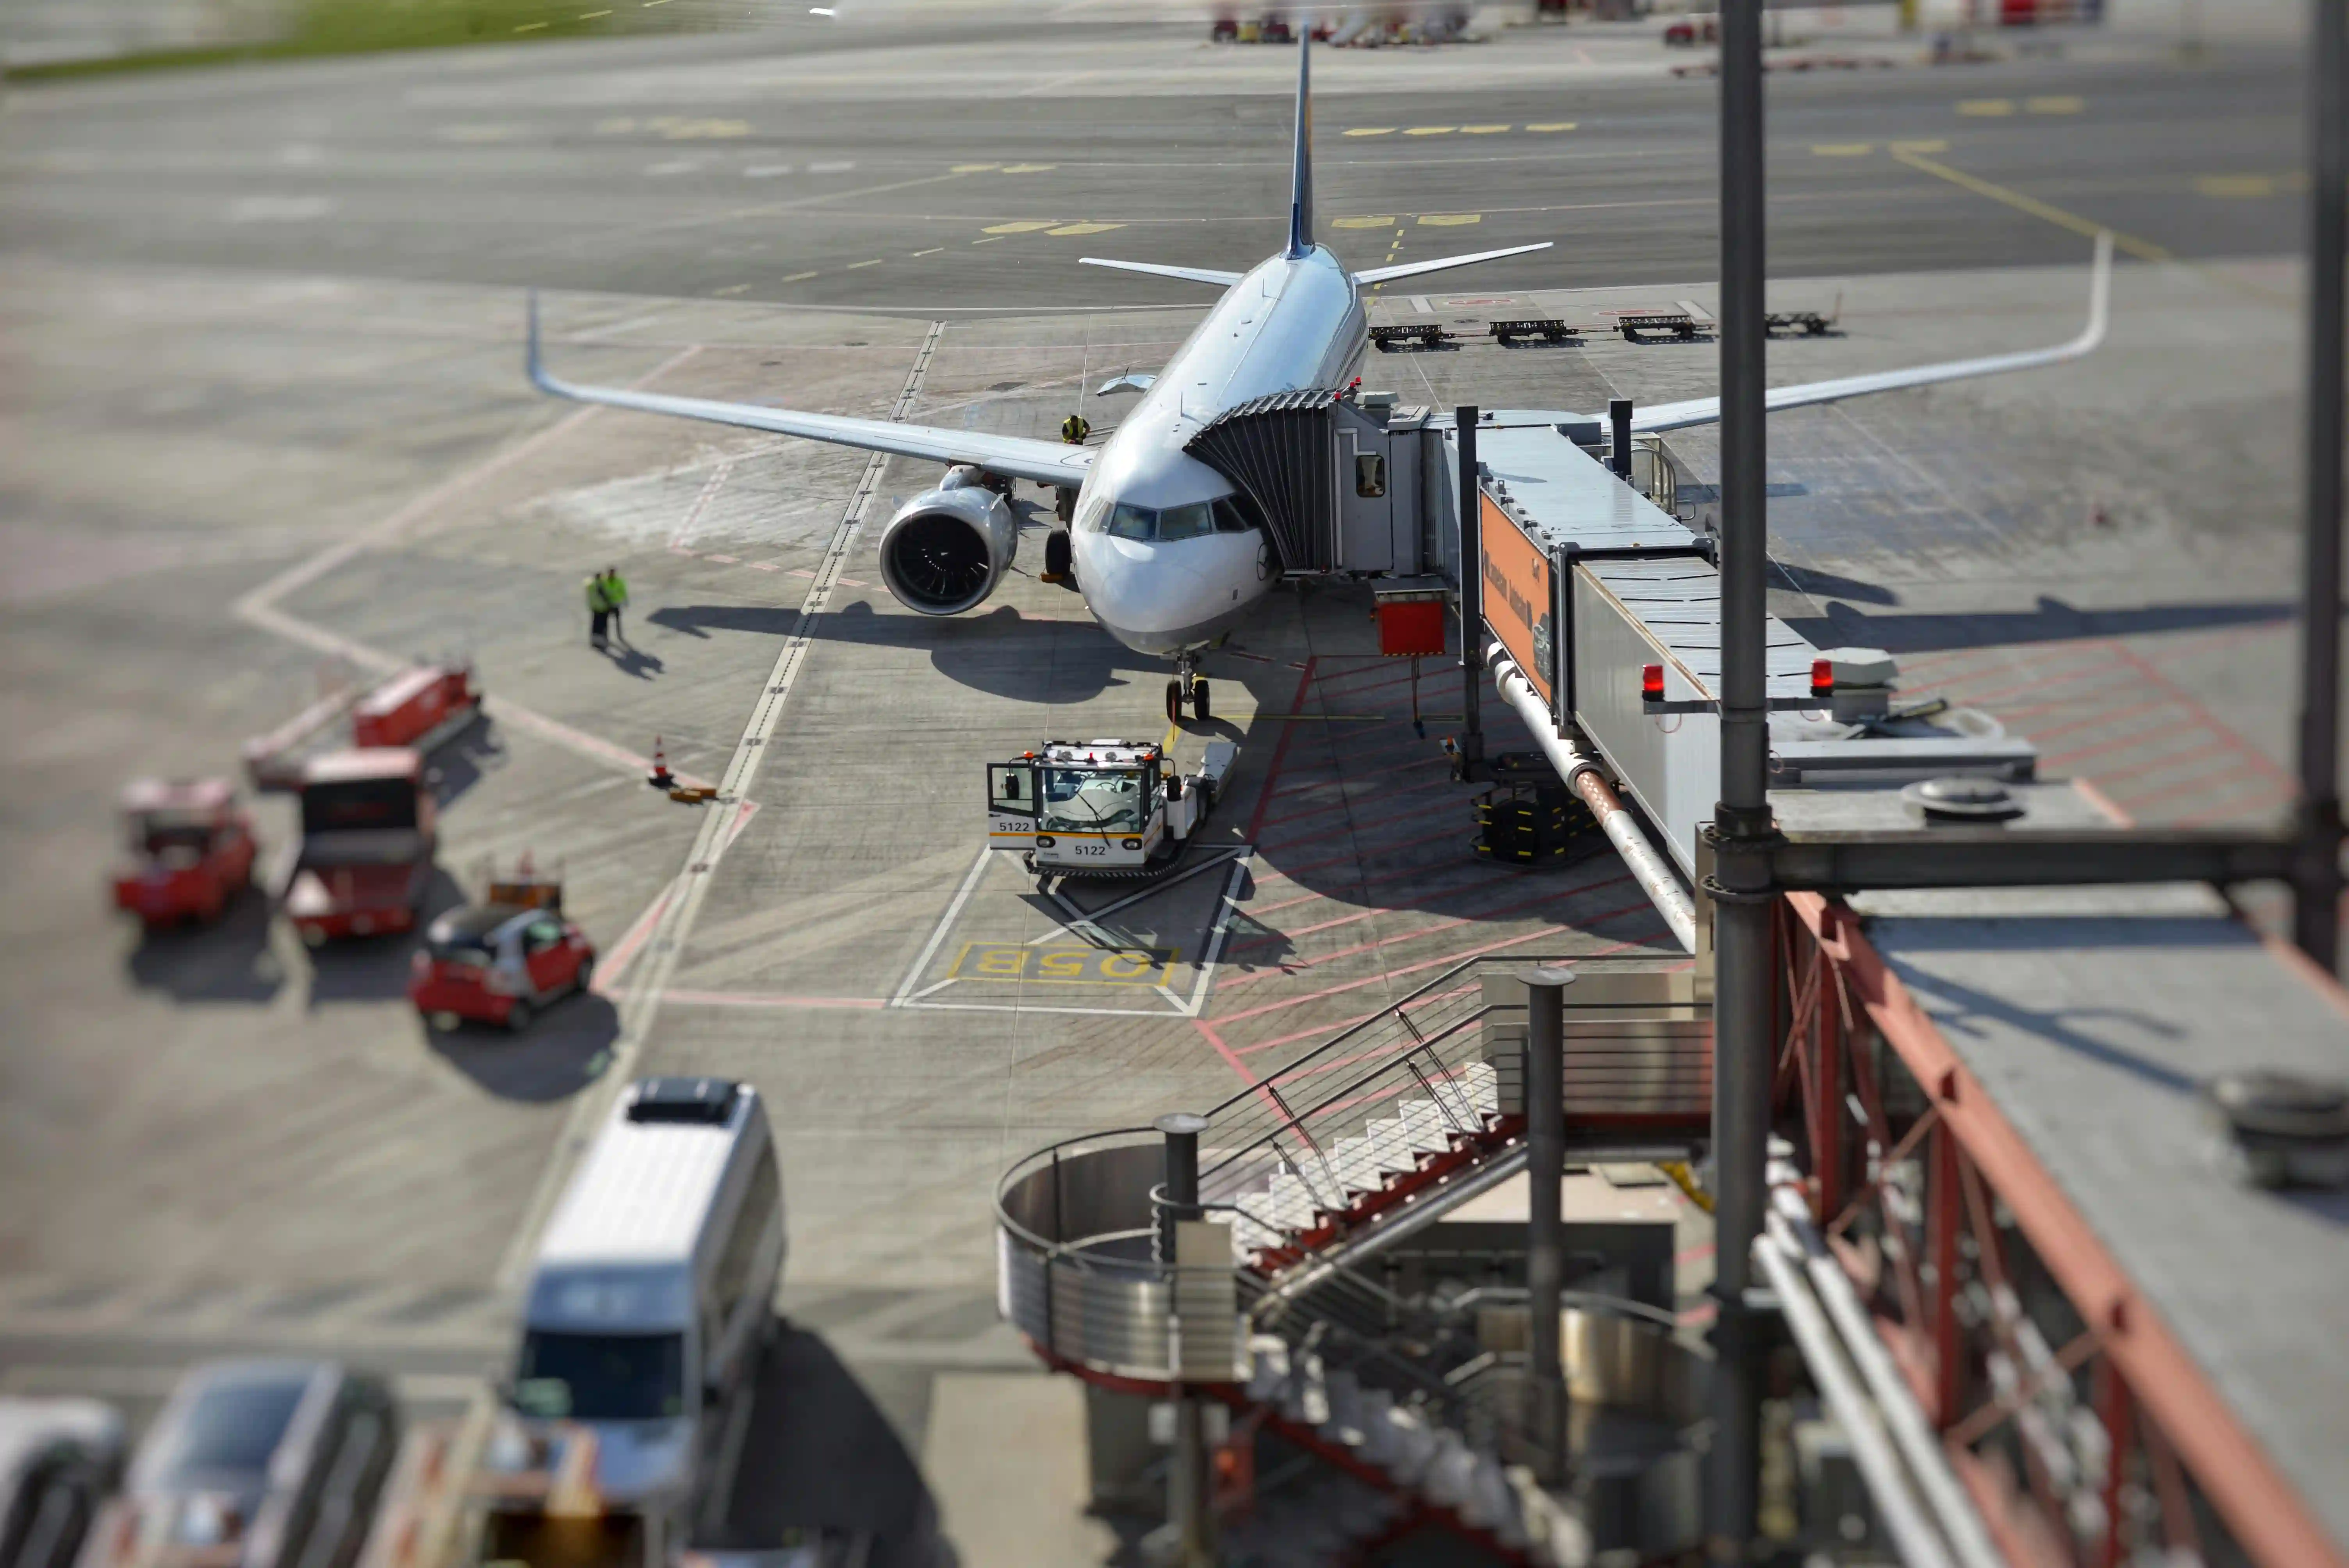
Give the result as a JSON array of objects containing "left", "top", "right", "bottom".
[{"left": 504, "top": 1077, "right": 785, "bottom": 1550}]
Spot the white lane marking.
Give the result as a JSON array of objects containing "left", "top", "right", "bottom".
[
  {"left": 891, "top": 843, "right": 995, "bottom": 1006},
  {"left": 228, "top": 196, "right": 334, "bottom": 223},
  {"left": 671, "top": 456, "right": 736, "bottom": 547},
  {"left": 494, "top": 319, "right": 948, "bottom": 1292}
]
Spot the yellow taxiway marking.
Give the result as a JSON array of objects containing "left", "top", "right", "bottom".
[
  {"left": 1460, "top": 124, "right": 1511, "bottom": 134},
  {"left": 1048, "top": 221, "right": 1124, "bottom": 235},
  {"left": 712, "top": 283, "right": 751, "bottom": 296},
  {"left": 846, "top": 258, "right": 883, "bottom": 270},
  {"left": 1344, "top": 127, "right": 1396, "bottom": 137},
  {"left": 780, "top": 270, "right": 818, "bottom": 282},
  {"left": 1891, "top": 147, "right": 2171, "bottom": 261},
  {"left": 951, "top": 162, "right": 1001, "bottom": 173},
  {"left": 2196, "top": 173, "right": 2297, "bottom": 198},
  {"left": 512, "top": 20, "right": 547, "bottom": 31},
  {"left": 1404, "top": 126, "right": 1457, "bottom": 136},
  {"left": 1418, "top": 213, "right": 1481, "bottom": 226},
  {"left": 2027, "top": 95, "right": 2084, "bottom": 114},
  {"left": 1526, "top": 121, "right": 1578, "bottom": 132},
  {"left": 1811, "top": 142, "right": 1873, "bottom": 155},
  {"left": 658, "top": 119, "right": 748, "bottom": 140},
  {"left": 1890, "top": 138, "right": 1948, "bottom": 154},
  {"left": 911, "top": 247, "right": 945, "bottom": 257},
  {"left": 1957, "top": 98, "right": 2014, "bottom": 116},
  {"left": 1331, "top": 214, "right": 1394, "bottom": 229},
  {"left": 983, "top": 220, "right": 1057, "bottom": 233},
  {"left": 1000, "top": 162, "right": 1058, "bottom": 173}
]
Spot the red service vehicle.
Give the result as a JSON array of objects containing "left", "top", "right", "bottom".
[
  {"left": 351, "top": 663, "right": 480, "bottom": 751},
  {"left": 110, "top": 778, "right": 259, "bottom": 928},
  {"left": 410, "top": 870, "right": 595, "bottom": 1032},
  {"left": 280, "top": 748, "right": 437, "bottom": 945}
]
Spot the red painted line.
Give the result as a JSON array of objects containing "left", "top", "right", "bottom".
[
  {"left": 1312, "top": 662, "right": 1426, "bottom": 697},
  {"left": 1252, "top": 821, "right": 1480, "bottom": 889},
  {"left": 1255, "top": 775, "right": 1460, "bottom": 841},
  {"left": 1232, "top": 983, "right": 1485, "bottom": 1058},
  {"left": 1939, "top": 653, "right": 2136, "bottom": 710},
  {"left": 1212, "top": 875, "right": 1641, "bottom": 998},
  {"left": 2022, "top": 695, "right": 2178, "bottom": 748},
  {"left": 2108, "top": 641, "right": 2297, "bottom": 788},
  {"left": 2065, "top": 732, "right": 2239, "bottom": 782},
  {"left": 2071, "top": 777, "right": 2136, "bottom": 827},
  {"left": 660, "top": 991, "right": 884, "bottom": 1009},
  {"left": 1983, "top": 675, "right": 2141, "bottom": 724},
  {"left": 2110, "top": 752, "right": 2278, "bottom": 808},
  {"left": 1223, "top": 650, "right": 1273, "bottom": 663},
  {"left": 591, "top": 880, "right": 677, "bottom": 994},
  {"left": 1231, "top": 858, "right": 1627, "bottom": 953},
  {"left": 747, "top": 561, "right": 781, "bottom": 572},
  {"left": 1246, "top": 858, "right": 1499, "bottom": 921},
  {"left": 1246, "top": 657, "right": 1318, "bottom": 841},
  {"left": 1208, "top": 918, "right": 1639, "bottom": 1029},
  {"left": 2042, "top": 723, "right": 2217, "bottom": 773}
]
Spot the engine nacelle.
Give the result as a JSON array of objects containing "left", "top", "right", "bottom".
[{"left": 876, "top": 465, "right": 1019, "bottom": 616}]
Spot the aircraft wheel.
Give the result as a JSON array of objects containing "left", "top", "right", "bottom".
[
  {"left": 1044, "top": 529, "right": 1072, "bottom": 579},
  {"left": 1190, "top": 677, "right": 1211, "bottom": 722},
  {"left": 1165, "top": 680, "right": 1185, "bottom": 726}
]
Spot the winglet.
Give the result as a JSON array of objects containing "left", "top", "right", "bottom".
[{"left": 1287, "top": 32, "right": 1313, "bottom": 258}]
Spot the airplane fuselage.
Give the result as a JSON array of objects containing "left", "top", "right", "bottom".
[{"left": 1068, "top": 243, "right": 1367, "bottom": 657}]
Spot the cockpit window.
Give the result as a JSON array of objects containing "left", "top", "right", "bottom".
[{"left": 1076, "top": 496, "right": 1255, "bottom": 542}]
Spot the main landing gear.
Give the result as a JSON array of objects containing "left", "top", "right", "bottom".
[{"left": 1164, "top": 655, "right": 1211, "bottom": 727}]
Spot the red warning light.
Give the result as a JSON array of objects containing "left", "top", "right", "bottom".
[
  {"left": 1810, "top": 658, "right": 1835, "bottom": 699},
  {"left": 1641, "top": 664, "right": 1665, "bottom": 703}
]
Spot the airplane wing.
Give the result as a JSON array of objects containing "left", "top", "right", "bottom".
[
  {"left": 526, "top": 295, "right": 1095, "bottom": 488},
  {"left": 1351, "top": 242, "right": 1553, "bottom": 287},
  {"left": 1631, "top": 232, "right": 2112, "bottom": 435},
  {"left": 1079, "top": 258, "right": 1246, "bottom": 287}
]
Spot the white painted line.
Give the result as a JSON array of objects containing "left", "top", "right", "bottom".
[
  {"left": 891, "top": 843, "right": 994, "bottom": 1006},
  {"left": 1178, "top": 853, "right": 1253, "bottom": 1016},
  {"left": 1409, "top": 295, "right": 1432, "bottom": 314},
  {"left": 496, "top": 320, "right": 949, "bottom": 1292},
  {"left": 670, "top": 454, "right": 735, "bottom": 547}
]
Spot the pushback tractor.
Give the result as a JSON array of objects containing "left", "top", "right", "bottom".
[{"left": 987, "top": 739, "right": 1236, "bottom": 879}]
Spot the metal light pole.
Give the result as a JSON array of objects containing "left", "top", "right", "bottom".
[
  {"left": 1524, "top": 965, "right": 1576, "bottom": 1484},
  {"left": 1155, "top": 1113, "right": 1215, "bottom": 1567},
  {"left": 1707, "top": 0, "right": 1772, "bottom": 1556},
  {"left": 2295, "top": 0, "right": 2346, "bottom": 976}
]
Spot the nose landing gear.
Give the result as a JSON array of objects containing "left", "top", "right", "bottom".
[{"left": 1164, "top": 656, "right": 1212, "bottom": 726}]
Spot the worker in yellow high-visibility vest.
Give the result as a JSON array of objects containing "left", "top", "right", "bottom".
[
  {"left": 585, "top": 573, "right": 613, "bottom": 650},
  {"left": 1061, "top": 412, "right": 1091, "bottom": 445},
  {"left": 600, "top": 567, "right": 631, "bottom": 647}
]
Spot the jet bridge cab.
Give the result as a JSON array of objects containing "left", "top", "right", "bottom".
[{"left": 988, "top": 739, "right": 1236, "bottom": 878}]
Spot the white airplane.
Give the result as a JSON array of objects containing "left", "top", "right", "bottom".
[{"left": 529, "top": 35, "right": 2109, "bottom": 725}]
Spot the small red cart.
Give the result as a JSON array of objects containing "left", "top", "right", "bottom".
[
  {"left": 410, "top": 867, "right": 595, "bottom": 1032},
  {"left": 110, "top": 778, "right": 259, "bottom": 928}
]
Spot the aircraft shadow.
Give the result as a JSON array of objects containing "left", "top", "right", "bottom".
[
  {"left": 704, "top": 1320, "right": 954, "bottom": 1568},
  {"left": 647, "top": 600, "right": 1160, "bottom": 702},
  {"left": 1783, "top": 595, "right": 2295, "bottom": 656},
  {"left": 122, "top": 889, "right": 285, "bottom": 1004},
  {"left": 422, "top": 986, "right": 620, "bottom": 1103}
]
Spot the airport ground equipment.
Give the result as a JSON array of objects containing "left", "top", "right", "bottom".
[
  {"left": 1473, "top": 781, "right": 1599, "bottom": 868},
  {"left": 410, "top": 865, "right": 593, "bottom": 1032},
  {"left": 1613, "top": 312, "right": 1701, "bottom": 344},
  {"left": 1370, "top": 323, "right": 1453, "bottom": 351},
  {"left": 988, "top": 739, "right": 1236, "bottom": 880},
  {"left": 1487, "top": 320, "right": 1581, "bottom": 346},
  {"left": 0, "top": 1396, "right": 126, "bottom": 1568},
  {"left": 1764, "top": 310, "right": 1837, "bottom": 338},
  {"left": 279, "top": 747, "right": 436, "bottom": 945},
  {"left": 244, "top": 661, "right": 479, "bottom": 790},
  {"left": 109, "top": 778, "right": 259, "bottom": 928}
]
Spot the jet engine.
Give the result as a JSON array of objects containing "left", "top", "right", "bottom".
[{"left": 876, "top": 465, "right": 1019, "bottom": 616}]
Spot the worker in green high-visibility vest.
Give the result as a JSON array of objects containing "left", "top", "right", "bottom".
[
  {"left": 599, "top": 567, "right": 631, "bottom": 647},
  {"left": 585, "top": 572, "right": 613, "bottom": 650}
]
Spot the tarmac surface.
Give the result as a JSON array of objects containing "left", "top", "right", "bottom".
[{"left": 0, "top": 6, "right": 2333, "bottom": 1564}]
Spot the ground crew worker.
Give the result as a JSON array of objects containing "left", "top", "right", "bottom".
[
  {"left": 601, "top": 567, "right": 631, "bottom": 646},
  {"left": 1061, "top": 412, "right": 1091, "bottom": 445},
  {"left": 585, "top": 572, "right": 611, "bottom": 649}
]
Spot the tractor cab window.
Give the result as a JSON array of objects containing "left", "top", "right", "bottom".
[
  {"left": 1039, "top": 766, "right": 1152, "bottom": 832},
  {"left": 130, "top": 811, "right": 216, "bottom": 859}
]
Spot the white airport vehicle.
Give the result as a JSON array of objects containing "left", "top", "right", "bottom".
[
  {"left": 526, "top": 34, "right": 2106, "bottom": 729},
  {"left": 493, "top": 1077, "right": 785, "bottom": 1562},
  {"left": 989, "top": 739, "right": 1237, "bottom": 878}
]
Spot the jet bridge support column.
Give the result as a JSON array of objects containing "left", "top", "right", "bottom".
[
  {"left": 1707, "top": 0, "right": 1773, "bottom": 1557},
  {"left": 1456, "top": 405, "right": 1487, "bottom": 778}
]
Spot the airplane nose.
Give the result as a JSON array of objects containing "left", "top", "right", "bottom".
[{"left": 1073, "top": 532, "right": 1217, "bottom": 648}]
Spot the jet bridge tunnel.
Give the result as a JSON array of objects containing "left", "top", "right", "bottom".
[{"left": 1185, "top": 390, "right": 2037, "bottom": 953}]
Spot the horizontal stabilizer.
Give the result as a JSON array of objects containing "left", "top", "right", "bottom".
[
  {"left": 1079, "top": 257, "right": 1245, "bottom": 288},
  {"left": 526, "top": 292, "right": 1094, "bottom": 487},
  {"left": 1097, "top": 374, "right": 1156, "bottom": 395},
  {"left": 1351, "top": 241, "right": 1552, "bottom": 287},
  {"left": 1631, "top": 230, "right": 2112, "bottom": 434}
]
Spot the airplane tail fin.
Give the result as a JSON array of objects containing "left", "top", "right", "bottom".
[{"left": 1287, "top": 32, "right": 1313, "bottom": 258}]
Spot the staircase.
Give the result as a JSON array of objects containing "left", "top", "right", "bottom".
[{"left": 993, "top": 953, "right": 1709, "bottom": 1566}]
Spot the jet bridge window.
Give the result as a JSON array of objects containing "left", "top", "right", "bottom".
[{"left": 1355, "top": 452, "right": 1387, "bottom": 499}]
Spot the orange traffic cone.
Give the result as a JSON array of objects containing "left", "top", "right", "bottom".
[{"left": 647, "top": 738, "right": 675, "bottom": 789}]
